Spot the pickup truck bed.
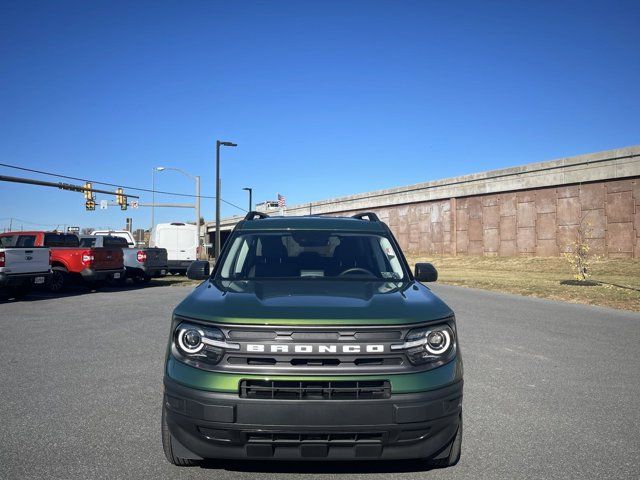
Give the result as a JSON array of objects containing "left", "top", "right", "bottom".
[
  {"left": 0, "top": 246, "right": 51, "bottom": 297},
  {"left": 80, "top": 235, "right": 168, "bottom": 284}
]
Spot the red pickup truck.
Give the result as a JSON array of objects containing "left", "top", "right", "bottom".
[{"left": 0, "top": 231, "right": 125, "bottom": 292}]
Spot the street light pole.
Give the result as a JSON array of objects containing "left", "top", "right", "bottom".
[
  {"left": 243, "top": 187, "right": 253, "bottom": 212},
  {"left": 215, "top": 140, "right": 237, "bottom": 259},
  {"left": 151, "top": 168, "right": 156, "bottom": 236},
  {"left": 195, "top": 175, "right": 201, "bottom": 257}
]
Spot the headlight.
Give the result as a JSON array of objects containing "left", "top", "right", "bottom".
[
  {"left": 172, "top": 320, "right": 239, "bottom": 369},
  {"left": 425, "top": 329, "right": 451, "bottom": 355},
  {"left": 392, "top": 322, "right": 457, "bottom": 368}
]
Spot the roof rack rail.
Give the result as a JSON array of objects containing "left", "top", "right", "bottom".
[
  {"left": 352, "top": 212, "right": 380, "bottom": 222},
  {"left": 244, "top": 211, "right": 269, "bottom": 221}
]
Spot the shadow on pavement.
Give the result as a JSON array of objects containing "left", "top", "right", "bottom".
[
  {"left": 0, "top": 280, "right": 171, "bottom": 303},
  {"left": 198, "top": 459, "right": 437, "bottom": 474}
]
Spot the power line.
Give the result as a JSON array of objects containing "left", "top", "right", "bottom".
[
  {"left": 0, "top": 162, "right": 248, "bottom": 212},
  {"left": 0, "top": 217, "right": 60, "bottom": 227}
]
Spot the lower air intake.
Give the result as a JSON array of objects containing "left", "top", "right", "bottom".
[{"left": 239, "top": 380, "right": 391, "bottom": 400}]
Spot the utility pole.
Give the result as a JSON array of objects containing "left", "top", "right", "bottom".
[
  {"left": 151, "top": 168, "right": 157, "bottom": 234},
  {"left": 195, "top": 175, "right": 201, "bottom": 258}
]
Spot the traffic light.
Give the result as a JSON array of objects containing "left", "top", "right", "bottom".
[
  {"left": 83, "top": 182, "right": 94, "bottom": 201},
  {"left": 84, "top": 183, "right": 95, "bottom": 210},
  {"left": 116, "top": 187, "right": 127, "bottom": 210}
]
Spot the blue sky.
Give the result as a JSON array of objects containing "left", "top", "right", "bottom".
[{"left": 1, "top": 0, "right": 639, "bottom": 231}]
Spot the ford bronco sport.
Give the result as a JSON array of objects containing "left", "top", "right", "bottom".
[{"left": 162, "top": 212, "right": 463, "bottom": 467}]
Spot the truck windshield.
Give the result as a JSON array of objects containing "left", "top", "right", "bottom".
[{"left": 217, "top": 231, "right": 407, "bottom": 281}]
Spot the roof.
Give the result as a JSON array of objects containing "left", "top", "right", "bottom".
[
  {"left": 0, "top": 231, "right": 51, "bottom": 236},
  {"left": 236, "top": 215, "right": 388, "bottom": 233}
]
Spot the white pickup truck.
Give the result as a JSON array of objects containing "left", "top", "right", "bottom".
[{"left": 0, "top": 236, "right": 51, "bottom": 298}]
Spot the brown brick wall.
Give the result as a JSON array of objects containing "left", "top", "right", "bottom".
[{"left": 344, "top": 177, "right": 640, "bottom": 258}]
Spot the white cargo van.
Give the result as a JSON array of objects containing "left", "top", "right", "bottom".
[{"left": 151, "top": 223, "right": 198, "bottom": 274}]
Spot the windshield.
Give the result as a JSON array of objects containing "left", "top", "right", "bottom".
[{"left": 217, "top": 231, "right": 407, "bottom": 281}]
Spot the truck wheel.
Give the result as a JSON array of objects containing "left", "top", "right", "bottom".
[
  {"left": 161, "top": 406, "right": 199, "bottom": 467},
  {"left": 429, "top": 414, "right": 462, "bottom": 468},
  {"left": 49, "top": 267, "right": 68, "bottom": 293}
]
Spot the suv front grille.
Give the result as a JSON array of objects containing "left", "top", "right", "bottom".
[
  {"left": 214, "top": 324, "right": 413, "bottom": 375},
  {"left": 239, "top": 380, "right": 391, "bottom": 400}
]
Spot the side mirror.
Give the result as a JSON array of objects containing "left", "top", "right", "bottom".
[
  {"left": 186, "top": 260, "right": 210, "bottom": 281},
  {"left": 414, "top": 263, "right": 438, "bottom": 282}
]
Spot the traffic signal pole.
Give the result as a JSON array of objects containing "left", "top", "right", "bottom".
[{"left": 0, "top": 174, "right": 139, "bottom": 198}]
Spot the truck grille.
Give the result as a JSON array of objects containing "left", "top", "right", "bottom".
[
  {"left": 239, "top": 380, "right": 391, "bottom": 400},
  {"left": 214, "top": 324, "right": 413, "bottom": 375}
]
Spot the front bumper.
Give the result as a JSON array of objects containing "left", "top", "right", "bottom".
[
  {"left": 80, "top": 268, "right": 126, "bottom": 282},
  {"left": 0, "top": 271, "right": 51, "bottom": 287},
  {"left": 163, "top": 376, "right": 463, "bottom": 461}
]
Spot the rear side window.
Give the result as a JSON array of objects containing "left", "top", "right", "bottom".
[
  {"left": 16, "top": 235, "right": 36, "bottom": 247},
  {"left": 0, "top": 235, "right": 17, "bottom": 247},
  {"left": 44, "top": 233, "right": 79, "bottom": 247},
  {"left": 65, "top": 234, "right": 79, "bottom": 247},
  {"left": 103, "top": 236, "right": 128, "bottom": 248},
  {"left": 79, "top": 238, "right": 96, "bottom": 247}
]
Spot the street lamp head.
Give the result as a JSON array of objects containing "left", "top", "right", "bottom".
[
  {"left": 242, "top": 187, "right": 252, "bottom": 191},
  {"left": 155, "top": 167, "right": 166, "bottom": 172},
  {"left": 219, "top": 141, "right": 237, "bottom": 147}
]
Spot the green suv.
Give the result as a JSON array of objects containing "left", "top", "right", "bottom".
[{"left": 162, "top": 212, "right": 463, "bottom": 467}]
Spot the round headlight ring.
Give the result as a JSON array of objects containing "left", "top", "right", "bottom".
[
  {"left": 425, "top": 329, "right": 451, "bottom": 355},
  {"left": 177, "top": 327, "right": 204, "bottom": 354}
]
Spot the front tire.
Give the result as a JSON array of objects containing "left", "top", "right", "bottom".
[{"left": 161, "top": 407, "right": 199, "bottom": 467}]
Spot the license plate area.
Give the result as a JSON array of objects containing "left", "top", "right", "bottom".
[
  {"left": 34, "top": 276, "right": 45, "bottom": 284},
  {"left": 113, "top": 273, "right": 121, "bottom": 279}
]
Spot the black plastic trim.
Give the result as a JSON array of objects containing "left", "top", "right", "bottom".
[
  {"left": 244, "top": 211, "right": 270, "bottom": 220},
  {"left": 163, "top": 377, "right": 463, "bottom": 461}
]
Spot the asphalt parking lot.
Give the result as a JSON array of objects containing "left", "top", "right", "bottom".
[{"left": 1, "top": 283, "right": 639, "bottom": 480}]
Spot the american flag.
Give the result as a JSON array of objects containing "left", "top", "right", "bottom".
[{"left": 277, "top": 193, "right": 286, "bottom": 207}]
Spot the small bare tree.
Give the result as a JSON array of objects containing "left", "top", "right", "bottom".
[{"left": 562, "top": 215, "right": 600, "bottom": 281}]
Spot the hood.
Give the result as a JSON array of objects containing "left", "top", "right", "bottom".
[{"left": 173, "top": 279, "right": 453, "bottom": 326}]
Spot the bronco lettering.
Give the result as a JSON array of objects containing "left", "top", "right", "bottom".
[{"left": 244, "top": 344, "right": 386, "bottom": 354}]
